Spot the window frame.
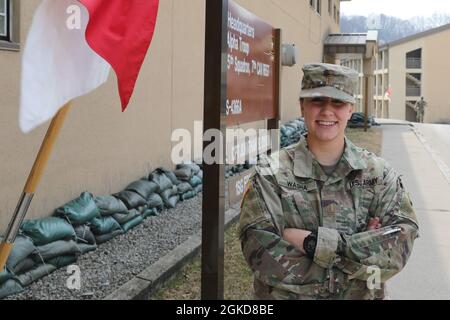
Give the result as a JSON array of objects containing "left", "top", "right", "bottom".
[
  {"left": 316, "top": 0, "right": 321, "bottom": 15},
  {"left": 0, "top": 0, "right": 9, "bottom": 41},
  {"left": 0, "top": 0, "right": 20, "bottom": 51}
]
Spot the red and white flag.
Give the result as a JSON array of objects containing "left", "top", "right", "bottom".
[
  {"left": 20, "top": 0, "right": 159, "bottom": 133},
  {"left": 384, "top": 87, "right": 392, "bottom": 101}
]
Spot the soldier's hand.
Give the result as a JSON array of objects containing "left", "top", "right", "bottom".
[
  {"left": 367, "top": 217, "right": 381, "bottom": 231},
  {"left": 282, "top": 228, "right": 311, "bottom": 254}
]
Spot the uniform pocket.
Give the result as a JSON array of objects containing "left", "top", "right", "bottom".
[{"left": 292, "top": 193, "right": 319, "bottom": 230}]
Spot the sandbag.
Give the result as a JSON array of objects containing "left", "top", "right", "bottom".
[
  {"left": 174, "top": 167, "right": 192, "bottom": 181},
  {"left": 197, "top": 170, "right": 203, "bottom": 180},
  {"left": 47, "top": 255, "right": 78, "bottom": 269},
  {"left": 55, "top": 192, "right": 100, "bottom": 225},
  {"left": 16, "top": 264, "right": 57, "bottom": 287},
  {"left": 177, "top": 182, "right": 193, "bottom": 194},
  {"left": 148, "top": 169, "right": 173, "bottom": 192},
  {"left": 113, "top": 191, "right": 147, "bottom": 209},
  {"left": 121, "top": 215, "right": 144, "bottom": 232},
  {"left": 147, "top": 193, "right": 164, "bottom": 211},
  {"left": 142, "top": 208, "right": 158, "bottom": 218},
  {"left": 0, "top": 279, "right": 24, "bottom": 299},
  {"left": 77, "top": 243, "right": 98, "bottom": 255},
  {"left": 181, "top": 190, "right": 197, "bottom": 201},
  {"left": 5, "top": 235, "right": 36, "bottom": 270},
  {"left": 31, "top": 240, "right": 81, "bottom": 263},
  {"left": 125, "top": 180, "right": 159, "bottom": 199},
  {"left": 21, "top": 217, "right": 76, "bottom": 246},
  {"left": 95, "top": 229, "right": 124, "bottom": 244},
  {"left": 177, "top": 163, "right": 201, "bottom": 174},
  {"left": 160, "top": 186, "right": 178, "bottom": 208},
  {"left": 166, "top": 195, "right": 179, "bottom": 209},
  {"left": 74, "top": 225, "right": 96, "bottom": 245},
  {"left": 112, "top": 209, "right": 140, "bottom": 225},
  {"left": 10, "top": 258, "right": 35, "bottom": 275},
  {"left": 195, "top": 184, "right": 203, "bottom": 194},
  {"left": 0, "top": 269, "right": 13, "bottom": 285},
  {"left": 90, "top": 217, "right": 122, "bottom": 235},
  {"left": 189, "top": 175, "right": 202, "bottom": 188},
  {"left": 158, "top": 168, "right": 180, "bottom": 186},
  {"left": 94, "top": 195, "right": 128, "bottom": 216}
]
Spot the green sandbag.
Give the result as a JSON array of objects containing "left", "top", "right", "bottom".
[
  {"left": 181, "top": 190, "right": 197, "bottom": 201},
  {"left": 176, "top": 163, "right": 201, "bottom": 174},
  {"left": 125, "top": 180, "right": 159, "bottom": 199},
  {"left": 31, "top": 240, "right": 80, "bottom": 262},
  {"left": 90, "top": 217, "right": 122, "bottom": 235},
  {"left": 112, "top": 209, "right": 140, "bottom": 225},
  {"left": 189, "top": 175, "right": 202, "bottom": 188},
  {"left": 142, "top": 208, "right": 158, "bottom": 218},
  {"left": 160, "top": 186, "right": 178, "bottom": 208},
  {"left": 47, "top": 255, "right": 78, "bottom": 269},
  {"left": 174, "top": 167, "right": 192, "bottom": 181},
  {"left": 158, "top": 168, "right": 180, "bottom": 186},
  {"left": 77, "top": 243, "right": 97, "bottom": 255},
  {"left": 121, "top": 215, "right": 144, "bottom": 232},
  {"left": 0, "top": 279, "right": 24, "bottom": 299},
  {"left": 148, "top": 169, "right": 173, "bottom": 192},
  {"left": 113, "top": 191, "right": 147, "bottom": 209},
  {"left": 16, "top": 264, "right": 57, "bottom": 287},
  {"left": 95, "top": 195, "right": 128, "bottom": 216},
  {"left": 74, "top": 225, "right": 96, "bottom": 245},
  {"left": 147, "top": 193, "right": 164, "bottom": 211},
  {"left": 95, "top": 229, "right": 124, "bottom": 244},
  {"left": 5, "top": 235, "right": 36, "bottom": 270},
  {"left": 195, "top": 184, "right": 203, "bottom": 194},
  {"left": 165, "top": 195, "right": 179, "bottom": 209},
  {"left": 177, "top": 182, "right": 193, "bottom": 194},
  {"left": 55, "top": 192, "right": 100, "bottom": 225},
  {"left": 0, "top": 269, "right": 13, "bottom": 285},
  {"left": 21, "top": 217, "right": 76, "bottom": 246},
  {"left": 10, "top": 258, "right": 35, "bottom": 275}
]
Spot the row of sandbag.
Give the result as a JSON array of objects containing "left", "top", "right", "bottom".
[
  {"left": 0, "top": 164, "right": 204, "bottom": 299},
  {"left": 280, "top": 118, "right": 307, "bottom": 148}
]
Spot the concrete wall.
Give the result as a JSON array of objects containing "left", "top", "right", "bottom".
[{"left": 0, "top": 0, "right": 341, "bottom": 231}]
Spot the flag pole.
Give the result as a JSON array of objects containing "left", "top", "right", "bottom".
[{"left": 0, "top": 102, "right": 72, "bottom": 270}]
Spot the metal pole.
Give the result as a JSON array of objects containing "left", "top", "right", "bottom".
[
  {"left": 0, "top": 102, "right": 71, "bottom": 270},
  {"left": 202, "top": 0, "right": 228, "bottom": 300}
]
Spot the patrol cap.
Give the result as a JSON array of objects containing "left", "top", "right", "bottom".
[{"left": 299, "top": 63, "right": 359, "bottom": 104}]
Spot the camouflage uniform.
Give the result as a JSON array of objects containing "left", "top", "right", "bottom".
[
  {"left": 414, "top": 98, "right": 427, "bottom": 123},
  {"left": 239, "top": 139, "right": 419, "bottom": 300},
  {"left": 239, "top": 63, "right": 419, "bottom": 300}
]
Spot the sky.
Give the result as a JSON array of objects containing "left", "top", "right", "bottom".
[{"left": 340, "top": 0, "right": 450, "bottom": 19}]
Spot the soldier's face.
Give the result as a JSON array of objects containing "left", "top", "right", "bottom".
[{"left": 301, "top": 97, "right": 353, "bottom": 143}]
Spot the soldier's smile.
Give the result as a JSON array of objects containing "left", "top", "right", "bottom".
[{"left": 316, "top": 120, "right": 338, "bottom": 128}]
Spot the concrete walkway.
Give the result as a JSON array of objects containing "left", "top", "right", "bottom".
[{"left": 381, "top": 124, "right": 450, "bottom": 300}]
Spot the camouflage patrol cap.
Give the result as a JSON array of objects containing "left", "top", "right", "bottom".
[{"left": 299, "top": 63, "right": 359, "bottom": 104}]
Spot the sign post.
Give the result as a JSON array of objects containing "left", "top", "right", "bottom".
[{"left": 202, "top": 0, "right": 279, "bottom": 299}]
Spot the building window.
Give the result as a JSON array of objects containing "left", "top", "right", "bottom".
[
  {"left": 310, "top": 0, "right": 314, "bottom": 8},
  {"left": 334, "top": 4, "right": 337, "bottom": 21},
  {"left": 328, "top": 0, "right": 332, "bottom": 15},
  {"left": 316, "top": 0, "right": 321, "bottom": 14},
  {"left": 0, "top": 0, "right": 9, "bottom": 41},
  {"left": 0, "top": 0, "right": 19, "bottom": 51},
  {"left": 337, "top": 10, "right": 340, "bottom": 24}
]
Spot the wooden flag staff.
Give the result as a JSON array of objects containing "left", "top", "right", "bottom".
[{"left": 0, "top": 102, "right": 72, "bottom": 270}]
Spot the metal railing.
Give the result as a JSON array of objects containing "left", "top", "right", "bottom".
[
  {"left": 406, "top": 86, "right": 421, "bottom": 97},
  {"left": 406, "top": 58, "right": 422, "bottom": 69}
]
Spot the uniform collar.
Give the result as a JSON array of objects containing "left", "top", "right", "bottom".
[{"left": 293, "top": 136, "right": 367, "bottom": 182}]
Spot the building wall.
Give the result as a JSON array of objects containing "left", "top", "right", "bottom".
[
  {"left": 0, "top": 0, "right": 341, "bottom": 231},
  {"left": 383, "top": 27, "right": 450, "bottom": 123}
]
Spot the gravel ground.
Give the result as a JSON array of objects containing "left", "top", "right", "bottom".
[{"left": 5, "top": 194, "right": 203, "bottom": 300}]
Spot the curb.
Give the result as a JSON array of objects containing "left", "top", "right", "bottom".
[
  {"left": 410, "top": 125, "right": 450, "bottom": 186},
  {"left": 104, "top": 206, "right": 241, "bottom": 300}
]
